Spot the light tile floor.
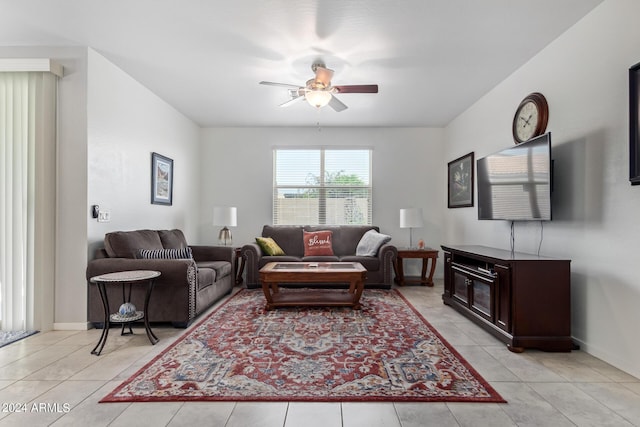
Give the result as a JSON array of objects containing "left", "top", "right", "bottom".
[{"left": 0, "top": 280, "right": 639, "bottom": 426}]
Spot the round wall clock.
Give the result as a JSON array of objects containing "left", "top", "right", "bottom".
[{"left": 512, "top": 92, "right": 549, "bottom": 144}]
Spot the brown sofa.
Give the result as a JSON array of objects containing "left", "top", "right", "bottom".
[
  {"left": 241, "top": 225, "right": 397, "bottom": 289},
  {"left": 86, "top": 229, "right": 235, "bottom": 328}
]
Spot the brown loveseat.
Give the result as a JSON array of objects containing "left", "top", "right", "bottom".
[
  {"left": 86, "top": 229, "right": 235, "bottom": 328},
  {"left": 241, "top": 225, "right": 397, "bottom": 289}
]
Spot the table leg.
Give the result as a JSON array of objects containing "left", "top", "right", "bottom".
[
  {"left": 91, "top": 283, "right": 110, "bottom": 356},
  {"left": 420, "top": 258, "right": 431, "bottom": 286},
  {"left": 425, "top": 256, "right": 437, "bottom": 287},
  {"left": 262, "top": 281, "right": 275, "bottom": 310},
  {"left": 395, "top": 256, "right": 406, "bottom": 286},
  {"left": 236, "top": 255, "right": 245, "bottom": 285},
  {"left": 143, "top": 279, "right": 159, "bottom": 344},
  {"left": 351, "top": 279, "right": 364, "bottom": 310}
]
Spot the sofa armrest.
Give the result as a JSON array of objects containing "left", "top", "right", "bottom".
[
  {"left": 190, "top": 245, "right": 235, "bottom": 264},
  {"left": 86, "top": 257, "right": 196, "bottom": 285},
  {"left": 377, "top": 243, "right": 398, "bottom": 285},
  {"left": 86, "top": 256, "right": 199, "bottom": 326},
  {"left": 377, "top": 243, "right": 398, "bottom": 260},
  {"left": 240, "top": 242, "right": 262, "bottom": 285}
]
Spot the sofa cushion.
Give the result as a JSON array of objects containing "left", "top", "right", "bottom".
[
  {"left": 104, "top": 230, "right": 164, "bottom": 258},
  {"left": 197, "top": 268, "right": 216, "bottom": 291},
  {"left": 137, "top": 247, "right": 193, "bottom": 259},
  {"left": 196, "top": 261, "right": 232, "bottom": 291},
  {"left": 197, "top": 260, "right": 232, "bottom": 278},
  {"left": 259, "top": 255, "right": 302, "bottom": 269},
  {"left": 256, "top": 237, "right": 285, "bottom": 256},
  {"left": 303, "top": 230, "right": 334, "bottom": 256},
  {"left": 158, "top": 229, "right": 189, "bottom": 249},
  {"left": 262, "top": 225, "right": 304, "bottom": 256},
  {"left": 305, "top": 225, "right": 378, "bottom": 256},
  {"left": 336, "top": 226, "right": 378, "bottom": 255},
  {"left": 302, "top": 256, "right": 340, "bottom": 262},
  {"left": 356, "top": 229, "right": 392, "bottom": 256},
  {"left": 340, "top": 255, "right": 380, "bottom": 271}
]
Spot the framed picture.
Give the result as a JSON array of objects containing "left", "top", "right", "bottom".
[
  {"left": 448, "top": 152, "right": 474, "bottom": 208},
  {"left": 630, "top": 62, "right": 640, "bottom": 185},
  {"left": 151, "top": 152, "right": 173, "bottom": 205}
]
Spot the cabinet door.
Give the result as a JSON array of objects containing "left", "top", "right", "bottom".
[
  {"left": 451, "top": 269, "right": 469, "bottom": 306},
  {"left": 470, "top": 274, "right": 494, "bottom": 323}
]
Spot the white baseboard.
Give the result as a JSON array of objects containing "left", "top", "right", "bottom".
[{"left": 53, "top": 322, "right": 92, "bottom": 331}]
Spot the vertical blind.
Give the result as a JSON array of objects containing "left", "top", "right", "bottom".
[
  {"left": 0, "top": 71, "right": 57, "bottom": 331},
  {"left": 273, "top": 148, "right": 372, "bottom": 225}
]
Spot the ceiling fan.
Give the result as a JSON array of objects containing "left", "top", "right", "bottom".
[{"left": 259, "top": 61, "right": 378, "bottom": 112}]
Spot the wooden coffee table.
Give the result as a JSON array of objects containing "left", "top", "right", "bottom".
[{"left": 259, "top": 262, "right": 367, "bottom": 310}]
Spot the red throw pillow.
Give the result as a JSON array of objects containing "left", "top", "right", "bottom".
[{"left": 303, "top": 230, "right": 334, "bottom": 256}]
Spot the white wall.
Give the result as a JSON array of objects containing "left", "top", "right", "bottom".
[
  {"left": 80, "top": 49, "right": 201, "bottom": 327},
  {"left": 87, "top": 49, "right": 201, "bottom": 247},
  {"left": 199, "top": 127, "right": 445, "bottom": 275},
  {"left": 445, "top": 0, "right": 640, "bottom": 378}
]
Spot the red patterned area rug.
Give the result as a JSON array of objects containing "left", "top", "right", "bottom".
[{"left": 101, "top": 289, "right": 505, "bottom": 403}]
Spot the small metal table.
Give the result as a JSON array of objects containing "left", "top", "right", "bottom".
[{"left": 89, "top": 270, "right": 161, "bottom": 355}]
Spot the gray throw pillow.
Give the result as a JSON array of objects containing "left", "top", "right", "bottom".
[{"left": 356, "top": 229, "right": 391, "bottom": 256}]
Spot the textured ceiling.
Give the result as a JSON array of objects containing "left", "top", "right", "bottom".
[{"left": 0, "top": 0, "right": 603, "bottom": 127}]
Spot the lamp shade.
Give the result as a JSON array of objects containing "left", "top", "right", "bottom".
[
  {"left": 399, "top": 208, "right": 424, "bottom": 228},
  {"left": 212, "top": 206, "right": 237, "bottom": 226}
]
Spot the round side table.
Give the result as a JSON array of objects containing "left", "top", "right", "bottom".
[{"left": 89, "top": 270, "right": 161, "bottom": 356}]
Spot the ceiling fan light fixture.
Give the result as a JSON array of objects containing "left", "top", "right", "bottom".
[{"left": 305, "top": 90, "right": 332, "bottom": 108}]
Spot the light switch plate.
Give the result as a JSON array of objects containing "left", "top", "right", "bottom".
[{"left": 98, "top": 211, "right": 111, "bottom": 222}]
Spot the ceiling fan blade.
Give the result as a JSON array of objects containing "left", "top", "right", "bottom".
[
  {"left": 314, "top": 66, "right": 334, "bottom": 87},
  {"left": 333, "top": 84, "right": 378, "bottom": 94},
  {"left": 279, "top": 97, "right": 303, "bottom": 108},
  {"left": 259, "top": 81, "right": 302, "bottom": 89},
  {"left": 328, "top": 95, "right": 348, "bottom": 112}
]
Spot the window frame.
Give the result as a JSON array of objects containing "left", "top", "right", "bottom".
[{"left": 272, "top": 147, "right": 373, "bottom": 226}]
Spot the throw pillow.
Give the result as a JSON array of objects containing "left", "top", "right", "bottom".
[
  {"left": 303, "top": 230, "right": 334, "bottom": 256},
  {"left": 255, "top": 237, "right": 286, "bottom": 256},
  {"left": 356, "top": 229, "right": 392, "bottom": 256},
  {"left": 137, "top": 247, "right": 193, "bottom": 259}
]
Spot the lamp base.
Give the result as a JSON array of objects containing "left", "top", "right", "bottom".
[{"left": 218, "top": 227, "right": 232, "bottom": 246}]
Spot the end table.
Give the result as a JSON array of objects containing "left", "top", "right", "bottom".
[
  {"left": 395, "top": 248, "right": 439, "bottom": 287},
  {"left": 234, "top": 247, "right": 244, "bottom": 285},
  {"left": 89, "top": 270, "right": 161, "bottom": 355}
]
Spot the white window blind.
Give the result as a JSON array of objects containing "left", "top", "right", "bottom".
[
  {"left": 273, "top": 148, "right": 372, "bottom": 225},
  {"left": 0, "top": 70, "right": 58, "bottom": 331}
]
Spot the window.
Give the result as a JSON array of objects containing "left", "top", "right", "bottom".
[{"left": 273, "top": 148, "right": 372, "bottom": 225}]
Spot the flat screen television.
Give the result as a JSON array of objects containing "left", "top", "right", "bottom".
[{"left": 477, "top": 132, "right": 552, "bottom": 221}]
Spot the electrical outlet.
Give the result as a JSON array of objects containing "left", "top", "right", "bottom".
[{"left": 98, "top": 211, "right": 111, "bottom": 222}]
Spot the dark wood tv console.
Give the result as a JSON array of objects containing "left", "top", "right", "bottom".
[{"left": 441, "top": 245, "right": 574, "bottom": 352}]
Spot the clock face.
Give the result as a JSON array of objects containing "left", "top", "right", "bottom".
[
  {"left": 515, "top": 101, "right": 539, "bottom": 141},
  {"left": 512, "top": 93, "right": 548, "bottom": 144}
]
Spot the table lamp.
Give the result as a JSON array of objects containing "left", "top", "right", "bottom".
[
  {"left": 400, "top": 208, "right": 424, "bottom": 248},
  {"left": 213, "top": 206, "right": 237, "bottom": 246}
]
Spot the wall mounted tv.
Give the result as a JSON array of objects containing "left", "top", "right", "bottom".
[{"left": 477, "top": 132, "right": 552, "bottom": 221}]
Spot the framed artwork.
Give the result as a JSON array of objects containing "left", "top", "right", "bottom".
[
  {"left": 151, "top": 152, "right": 173, "bottom": 205},
  {"left": 630, "top": 62, "right": 640, "bottom": 185},
  {"left": 448, "top": 152, "right": 474, "bottom": 208}
]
